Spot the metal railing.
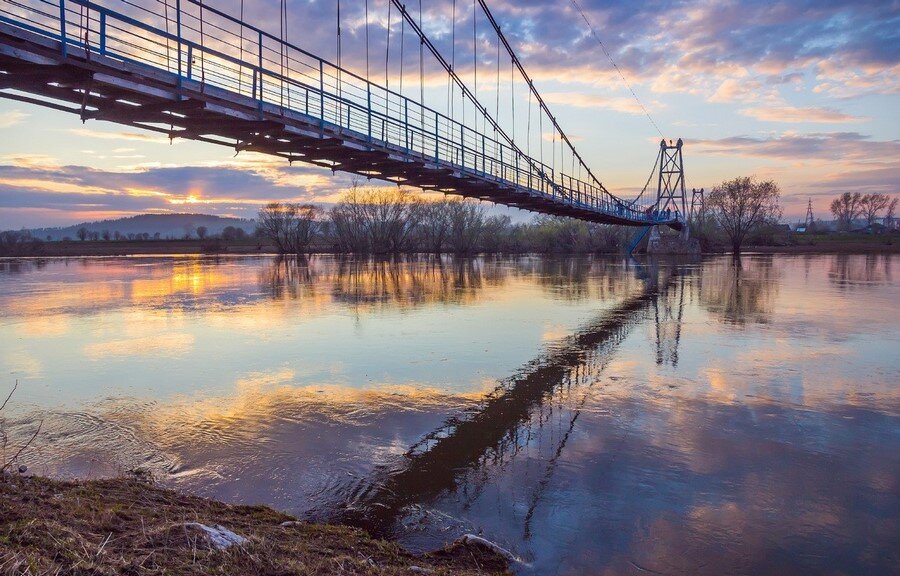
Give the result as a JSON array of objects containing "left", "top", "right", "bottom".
[{"left": 0, "top": 0, "right": 675, "bottom": 224}]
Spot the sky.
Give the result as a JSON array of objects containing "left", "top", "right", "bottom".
[{"left": 0, "top": 0, "right": 898, "bottom": 229}]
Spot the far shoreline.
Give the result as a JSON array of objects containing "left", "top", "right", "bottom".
[{"left": 2, "top": 235, "right": 897, "bottom": 258}]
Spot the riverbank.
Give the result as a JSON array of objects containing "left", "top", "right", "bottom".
[
  {"left": 2, "top": 232, "right": 896, "bottom": 257},
  {"left": 0, "top": 474, "right": 510, "bottom": 575}
]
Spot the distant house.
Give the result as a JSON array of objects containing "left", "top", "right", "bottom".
[{"left": 851, "top": 222, "right": 890, "bottom": 235}]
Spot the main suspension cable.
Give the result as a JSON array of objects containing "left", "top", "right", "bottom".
[{"left": 569, "top": 0, "right": 664, "bottom": 139}]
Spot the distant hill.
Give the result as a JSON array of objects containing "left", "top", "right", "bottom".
[{"left": 27, "top": 214, "right": 256, "bottom": 240}]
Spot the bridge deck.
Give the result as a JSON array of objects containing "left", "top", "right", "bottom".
[{"left": 0, "top": 0, "right": 679, "bottom": 227}]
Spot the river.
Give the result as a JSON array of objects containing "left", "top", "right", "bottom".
[{"left": 0, "top": 254, "right": 897, "bottom": 574}]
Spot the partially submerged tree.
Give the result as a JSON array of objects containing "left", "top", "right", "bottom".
[
  {"left": 329, "top": 184, "right": 421, "bottom": 253},
  {"left": 445, "top": 199, "right": 487, "bottom": 254},
  {"left": 707, "top": 176, "right": 781, "bottom": 254},
  {"left": 257, "top": 202, "right": 321, "bottom": 254},
  {"left": 830, "top": 192, "right": 862, "bottom": 231},
  {"left": 417, "top": 200, "right": 452, "bottom": 253}
]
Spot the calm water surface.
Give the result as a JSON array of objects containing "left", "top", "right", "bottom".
[{"left": 1, "top": 254, "right": 897, "bottom": 575}]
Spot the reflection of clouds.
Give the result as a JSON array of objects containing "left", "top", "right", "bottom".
[
  {"left": 2, "top": 349, "right": 44, "bottom": 378},
  {"left": 83, "top": 333, "right": 195, "bottom": 360},
  {"left": 19, "top": 316, "right": 70, "bottom": 338},
  {"left": 11, "top": 371, "right": 491, "bottom": 511},
  {"left": 0, "top": 256, "right": 643, "bottom": 332}
]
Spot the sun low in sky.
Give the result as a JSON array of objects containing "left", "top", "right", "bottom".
[{"left": 0, "top": 0, "right": 897, "bottom": 229}]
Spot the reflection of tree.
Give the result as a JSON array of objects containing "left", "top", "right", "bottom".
[
  {"left": 334, "top": 263, "right": 684, "bottom": 537},
  {"left": 330, "top": 255, "right": 505, "bottom": 308},
  {"left": 0, "top": 259, "right": 48, "bottom": 275},
  {"left": 258, "top": 256, "right": 318, "bottom": 300},
  {"left": 828, "top": 254, "right": 893, "bottom": 290},
  {"left": 532, "top": 256, "right": 644, "bottom": 302},
  {"left": 700, "top": 256, "right": 779, "bottom": 325},
  {"left": 258, "top": 255, "right": 512, "bottom": 308}
]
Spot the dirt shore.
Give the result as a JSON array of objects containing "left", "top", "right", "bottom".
[{"left": 0, "top": 475, "right": 510, "bottom": 575}]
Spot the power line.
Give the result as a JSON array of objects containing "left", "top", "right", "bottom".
[{"left": 569, "top": 0, "right": 664, "bottom": 139}]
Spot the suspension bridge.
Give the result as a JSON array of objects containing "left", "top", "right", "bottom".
[{"left": 0, "top": 0, "right": 691, "bottom": 228}]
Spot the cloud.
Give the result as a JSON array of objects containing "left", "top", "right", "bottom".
[
  {"left": 542, "top": 92, "right": 653, "bottom": 114},
  {"left": 66, "top": 128, "right": 173, "bottom": 144},
  {"left": 0, "top": 110, "right": 29, "bottom": 128},
  {"left": 0, "top": 155, "right": 360, "bottom": 228},
  {"left": 739, "top": 106, "right": 866, "bottom": 124},
  {"left": 693, "top": 132, "right": 899, "bottom": 162}
]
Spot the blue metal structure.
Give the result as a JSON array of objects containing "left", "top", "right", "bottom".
[{"left": 0, "top": 0, "right": 683, "bottom": 228}]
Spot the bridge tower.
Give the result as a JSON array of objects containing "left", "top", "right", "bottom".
[
  {"left": 690, "top": 187, "right": 705, "bottom": 220},
  {"left": 656, "top": 138, "right": 688, "bottom": 221},
  {"left": 644, "top": 138, "right": 700, "bottom": 255}
]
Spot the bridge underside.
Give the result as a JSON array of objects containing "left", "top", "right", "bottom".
[{"left": 0, "top": 22, "right": 678, "bottom": 228}]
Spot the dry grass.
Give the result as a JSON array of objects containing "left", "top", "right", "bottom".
[{"left": 0, "top": 475, "right": 509, "bottom": 575}]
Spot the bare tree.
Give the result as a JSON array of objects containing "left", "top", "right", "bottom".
[
  {"left": 418, "top": 200, "right": 451, "bottom": 253},
  {"left": 445, "top": 198, "right": 486, "bottom": 254},
  {"left": 859, "top": 193, "right": 891, "bottom": 226},
  {"left": 707, "top": 177, "right": 782, "bottom": 254},
  {"left": 101, "top": 229, "right": 110, "bottom": 241},
  {"left": 196, "top": 225, "right": 208, "bottom": 240},
  {"left": 830, "top": 192, "right": 862, "bottom": 231},
  {"left": 76, "top": 227, "right": 88, "bottom": 241},
  {"left": 885, "top": 198, "right": 897, "bottom": 229},
  {"left": 329, "top": 184, "right": 421, "bottom": 253},
  {"left": 257, "top": 202, "right": 321, "bottom": 254}
]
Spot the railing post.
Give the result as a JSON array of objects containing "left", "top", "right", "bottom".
[
  {"left": 460, "top": 124, "right": 465, "bottom": 169},
  {"left": 99, "top": 12, "right": 106, "bottom": 55},
  {"left": 367, "top": 83, "right": 372, "bottom": 142},
  {"left": 59, "top": 0, "right": 67, "bottom": 57},
  {"left": 176, "top": 0, "right": 181, "bottom": 90},
  {"left": 434, "top": 111, "right": 439, "bottom": 161},
  {"left": 481, "top": 134, "right": 486, "bottom": 174},
  {"left": 186, "top": 44, "right": 193, "bottom": 79},
  {"left": 257, "top": 31, "right": 263, "bottom": 114},
  {"left": 319, "top": 60, "right": 324, "bottom": 129}
]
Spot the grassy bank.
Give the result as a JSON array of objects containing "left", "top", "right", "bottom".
[
  {"left": 0, "top": 475, "right": 509, "bottom": 575},
  {"left": 3, "top": 232, "right": 897, "bottom": 257}
]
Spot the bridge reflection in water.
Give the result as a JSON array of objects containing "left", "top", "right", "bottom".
[{"left": 333, "top": 259, "right": 688, "bottom": 536}]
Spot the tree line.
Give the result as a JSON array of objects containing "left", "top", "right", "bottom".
[
  {"left": 259, "top": 177, "right": 792, "bottom": 256},
  {"left": 257, "top": 183, "right": 631, "bottom": 255},
  {"left": 829, "top": 192, "right": 896, "bottom": 232}
]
